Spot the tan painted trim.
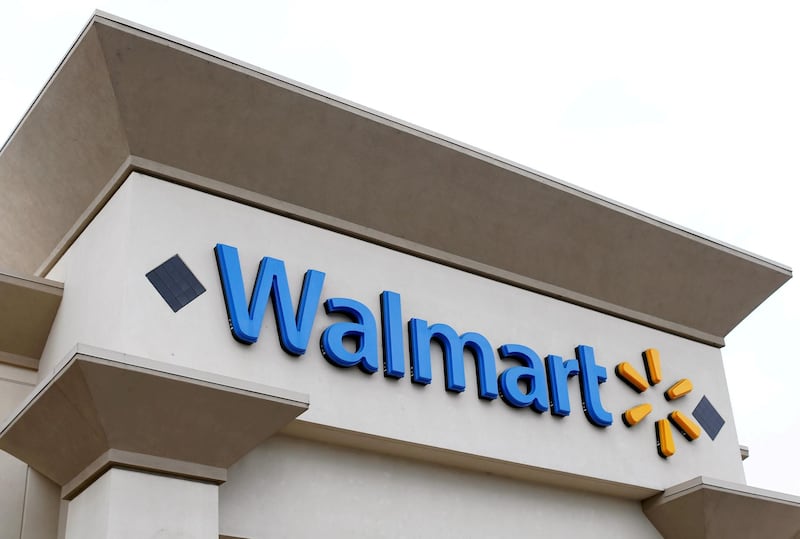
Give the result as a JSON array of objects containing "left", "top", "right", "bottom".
[
  {"left": 0, "top": 364, "right": 37, "bottom": 386},
  {"left": 281, "top": 419, "right": 658, "bottom": 501},
  {"left": 62, "top": 448, "right": 227, "bottom": 500},
  {"left": 0, "top": 269, "right": 63, "bottom": 294},
  {"left": 0, "top": 352, "right": 39, "bottom": 371}
]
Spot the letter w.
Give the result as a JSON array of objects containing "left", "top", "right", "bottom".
[{"left": 215, "top": 243, "right": 325, "bottom": 354}]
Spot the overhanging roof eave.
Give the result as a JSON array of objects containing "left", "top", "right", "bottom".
[{"left": 0, "top": 12, "right": 790, "bottom": 346}]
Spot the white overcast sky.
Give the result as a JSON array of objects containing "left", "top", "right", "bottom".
[{"left": 2, "top": 2, "right": 798, "bottom": 495}]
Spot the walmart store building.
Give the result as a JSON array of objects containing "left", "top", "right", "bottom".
[{"left": 1, "top": 13, "right": 798, "bottom": 539}]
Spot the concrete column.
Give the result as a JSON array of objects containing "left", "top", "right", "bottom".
[
  {"left": 0, "top": 350, "right": 307, "bottom": 539},
  {"left": 0, "top": 364, "right": 39, "bottom": 539},
  {"left": 64, "top": 468, "right": 218, "bottom": 539}
]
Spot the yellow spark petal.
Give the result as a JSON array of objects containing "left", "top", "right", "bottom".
[
  {"left": 668, "top": 410, "right": 701, "bottom": 441},
  {"left": 622, "top": 403, "right": 653, "bottom": 427},
  {"left": 643, "top": 348, "right": 662, "bottom": 385},
  {"left": 656, "top": 419, "right": 675, "bottom": 458},
  {"left": 615, "top": 362, "right": 649, "bottom": 393},
  {"left": 664, "top": 378, "right": 693, "bottom": 401}
]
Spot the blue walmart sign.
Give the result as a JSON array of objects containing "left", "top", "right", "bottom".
[{"left": 215, "top": 243, "right": 614, "bottom": 427}]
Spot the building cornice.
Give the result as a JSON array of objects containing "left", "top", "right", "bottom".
[{"left": 0, "top": 12, "right": 790, "bottom": 347}]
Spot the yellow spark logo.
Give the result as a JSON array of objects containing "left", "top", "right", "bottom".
[{"left": 615, "top": 349, "right": 702, "bottom": 458}]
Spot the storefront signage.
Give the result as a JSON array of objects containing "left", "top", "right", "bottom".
[{"left": 215, "top": 243, "right": 614, "bottom": 427}]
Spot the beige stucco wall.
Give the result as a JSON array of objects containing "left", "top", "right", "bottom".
[
  {"left": 221, "top": 435, "right": 661, "bottom": 538},
  {"left": 4, "top": 171, "right": 754, "bottom": 537},
  {"left": 65, "top": 468, "right": 218, "bottom": 539},
  {"left": 41, "top": 172, "right": 745, "bottom": 492}
]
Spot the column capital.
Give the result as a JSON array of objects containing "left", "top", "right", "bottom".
[{"left": 0, "top": 345, "right": 308, "bottom": 499}]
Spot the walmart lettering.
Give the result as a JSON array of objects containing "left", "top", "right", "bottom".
[{"left": 214, "top": 243, "right": 613, "bottom": 427}]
